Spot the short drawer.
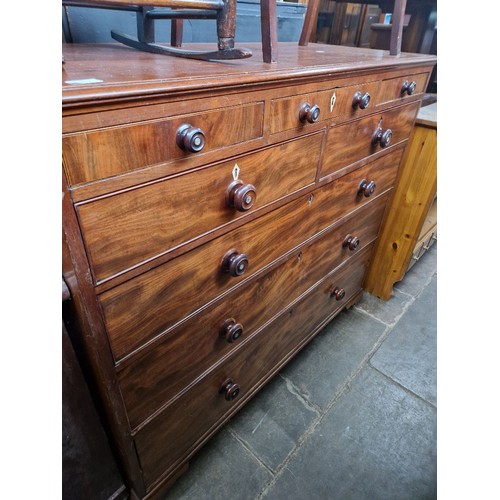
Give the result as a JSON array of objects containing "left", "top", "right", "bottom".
[
  {"left": 269, "top": 79, "right": 380, "bottom": 134},
  {"left": 62, "top": 101, "right": 264, "bottom": 186},
  {"left": 117, "top": 195, "right": 388, "bottom": 429},
  {"left": 133, "top": 244, "right": 374, "bottom": 489},
  {"left": 76, "top": 133, "right": 322, "bottom": 283},
  {"left": 100, "top": 148, "right": 402, "bottom": 362},
  {"left": 320, "top": 101, "right": 420, "bottom": 179},
  {"left": 335, "top": 80, "right": 382, "bottom": 118},
  {"left": 377, "top": 72, "right": 429, "bottom": 104}
]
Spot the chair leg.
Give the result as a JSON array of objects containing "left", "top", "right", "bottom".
[
  {"left": 136, "top": 6, "right": 155, "bottom": 43},
  {"left": 171, "top": 19, "right": 183, "bottom": 47},
  {"left": 217, "top": 0, "right": 237, "bottom": 50},
  {"left": 298, "top": 0, "right": 319, "bottom": 46},
  {"left": 389, "top": 0, "right": 407, "bottom": 55},
  {"left": 260, "top": 0, "right": 278, "bottom": 63}
]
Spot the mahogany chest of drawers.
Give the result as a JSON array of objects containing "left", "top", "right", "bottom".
[{"left": 62, "top": 42, "right": 436, "bottom": 499}]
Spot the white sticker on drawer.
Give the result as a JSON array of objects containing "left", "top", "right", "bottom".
[{"left": 65, "top": 78, "right": 104, "bottom": 85}]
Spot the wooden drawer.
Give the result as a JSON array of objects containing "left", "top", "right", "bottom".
[
  {"left": 320, "top": 101, "right": 420, "bottom": 179},
  {"left": 63, "top": 101, "right": 264, "bottom": 186},
  {"left": 269, "top": 79, "right": 380, "bottom": 134},
  {"left": 335, "top": 80, "right": 382, "bottom": 118},
  {"left": 100, "top": 149, "right": 402, "bottom": 362},
  {"left": 133, "top": 244, "right": 374, "bottom": 489},
  {"left": 377, "top": 72, "right": 429, "bottom": 105},
  {"left": 77, "top": 133, "right": 322, "bottom": 283},
  {"left": 117, "top": 195, "right": 388, "bottom": 430}
]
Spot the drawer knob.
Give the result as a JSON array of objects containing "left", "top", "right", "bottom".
[
  {"left": 401, "top": 80, "right": 417, "bottom": 96},
  {"left": 343, "top": 234, "right": 360, "bottom": 251},
  {"left": 358, "top": 179, "right": 376, "bottom": 197},
  {"left": 225, "top": 180, "right": 257, "bottom": 212},
  {"left": 299, "top": 103, "right": 321, "bottom": 124},
  {"left": 372, "top": 126, "right": 392, "bottom": 148},
  {"left": 330, "top": 286, "right": 346, "bottom": 301},
  {"left": 352, "top": 91, "right": 371, "bottom": 110},
  {"left": 221, "top": 249, "right": 249, "bottom": 277},
  {"left": 176, "top": 124, "right": 206, "bottom": 153},
  {"left": 220, "top": 378, "right": 240, "bottom": 401},
  {"left": 220, "top": 318, "right": 244, "bottom": 343}
]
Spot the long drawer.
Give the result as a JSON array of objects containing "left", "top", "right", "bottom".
[
  {"left": 117, "top": 195, "right": 388, "bottom": 430},
  {"left": 76, "top": 133, "right": 322, "bottom": 283},
  {"left": 320, "top": 101, "right": 420, "bottom": 179},
  {"left": 100, "top": 148, "right": 403, "bottom": 362},
  {"left": 63, "top": 101, "right": 265, "bottom": 186},
  {"left": 133, "top": 243, "right": 374, "bottom": 489}
]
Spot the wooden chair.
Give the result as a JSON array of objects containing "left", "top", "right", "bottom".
[
  {"left": 299, "top": 0, "right": 408, "bottom": 56},
  {"left": 63, "top": 0, "right": 278, "bottom": 62}
]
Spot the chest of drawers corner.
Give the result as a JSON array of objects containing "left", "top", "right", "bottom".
[{"left": 62, "top": 42, "right": 436, "bottom": 499}]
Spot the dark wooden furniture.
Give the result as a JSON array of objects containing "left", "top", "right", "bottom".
[
  {"left": 63, "top": 284, "right": 128, "bottom": 500},
  {"left": 364, "top": 98, "right": 437, "bottom": 299},
  {"left": 62, "top": 42, "right": 436, "bottom": 498},
  {"left": 300, "top": 0, "right": 408, "bottom": 55}
]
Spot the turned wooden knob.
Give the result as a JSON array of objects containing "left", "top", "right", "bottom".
[
  {"left": 225, "top": 180, "right": 257, "bottom": 212},
  {"left": 299, "top": 103, "right": 320, "bottom": 123},
  {"left": 176, "top": 124, "right": 205, "bottom": 152},
  {"left": 372, "top": 126, "right": 392, "bottom": 148},
  {"left": 220, "top": 318, "right": 244, "bottom": 343},
  {"left": 330, "top": 286, "right": 346, "bottom": 301},
  {"left": 352, "top": 91, "right": 371, "bottom": 109},
  {"left": 401, "top": 80, "right": 417, "bottom": 96},
  {"left": 220, "top": 378, "right": 240, "bottom": 401},
  {"left": 343, "top": 234, "right": 360, "bottom": 251},
  {"left": 221, "top": 249, "right": 249, "bottom": 277},
  {"left": 358, "top": 179, "right": 376, "bottom": 197}
]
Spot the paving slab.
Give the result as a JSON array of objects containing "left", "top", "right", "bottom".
[
  {"left": 394, "top": 242, "right": 437, "bottom": 298},
  {"left": 280, "top": 308, "right": 386, "bottom": 410},
  {"left": 370, "top": 275, "right": 437, "bottom": 406},
  {"left": 228, "top": 375, "right": 319, "bottom": 471},
  {"left": 262, "top": 366, "right": 437, "bottom": 500},
  {"left": 355, "top": 288, "right": 413, "bottom": 326},
  {"left": 162, "top": 427, "right": 272, "bottom": 500}
]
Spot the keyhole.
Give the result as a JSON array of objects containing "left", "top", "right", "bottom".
[
  {"left": 330, "top": 92, "right": 337, "bottom": 112},
  {"left": 232, "top": 164, "right": 240, "bottom": 181}
]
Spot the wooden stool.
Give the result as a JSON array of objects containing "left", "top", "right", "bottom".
[{"left": 63, "top": 0, "right": 278, "bottom": 62}]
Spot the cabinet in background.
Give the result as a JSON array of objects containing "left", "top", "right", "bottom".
[{"left": 364, "top": 99, "right": 437, "bottom": 299}]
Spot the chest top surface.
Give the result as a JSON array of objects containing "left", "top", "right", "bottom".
[{"left": 62, "top": 42, "right": 436, "bottom": 107}]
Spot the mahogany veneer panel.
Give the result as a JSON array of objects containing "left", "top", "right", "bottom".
[
  {"left": 118, "top": 195, "right": 388, "bottom": 430},
  {"left": 321, "top": 101, "right": 420, "bottom": 179},
  {"left": 100, "top": 149, "right": 401, "bottom": 361},
  {"left": 134, "top": 245, "right": 374, "bottom": 488},
  {"left": 270, "top": 78, "right": 383, "bottom": 134},
  {"left": 76, "top": 132, "right": 322, "bottom": 283},
  {"left": 63, "top": 102, "right": 264, "bottom": 185},
  {"left": 378, "top": 72, "right": 430, "bottom": 104}
]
